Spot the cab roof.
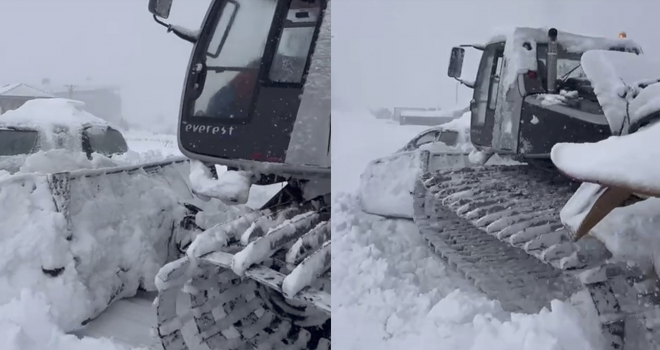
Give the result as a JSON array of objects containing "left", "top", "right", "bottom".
[{"left": 486, "top": 27, "right": 643, "bottom": 54}]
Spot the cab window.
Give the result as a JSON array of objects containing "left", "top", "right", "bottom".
[
  {"left": 437, "top": 130, "right": 459, "bottom": 147},
  {"left": 195, "top": 0, "right": 277, "bottom": 119},
  {"left": 414, "top": 131, "right": 439, "bottom": 148},
  {"left": 0, "top": 129, "right": 38, "bottom": 156},
  {"left": 269, "top": 0, "right": 322, "bottom": 84},
  {"left": 83, "top": 126, "right": 128, "bottom": 156}
]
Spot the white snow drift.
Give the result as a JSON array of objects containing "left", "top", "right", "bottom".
[
  {"left": 334, "top": 109, "right": 609, "bottom": 350},
  {"left": 0, "top": 99, "right": 276, "bottom": 349}
]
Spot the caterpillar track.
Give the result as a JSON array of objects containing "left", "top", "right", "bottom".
[
  {"left": 155, "top": 188, "right": 331, "bottom": 350},
  {"left": 413, "top": 152, "right": 660, "bottom": 350}
]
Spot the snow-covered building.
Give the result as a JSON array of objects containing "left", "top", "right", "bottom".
[{"left": 0, "top": 83, "right": 55, "bottom": 114}]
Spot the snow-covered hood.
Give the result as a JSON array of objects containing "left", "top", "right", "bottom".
[
  {"left": 581, "top": 50, "right": 660, "bottom": 135},
  {"left": 0, "top": 150, "right": 120, "bottom": 175},
  {"left": 0, "top": 155, "right": 28, "bottom": 175}
]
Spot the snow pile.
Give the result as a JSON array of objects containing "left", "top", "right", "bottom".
[
  {"left": 1, "top": 149, "right": 175, "bottom": 176},
  {"left": 335, "top": 109, "right": 605, "bottom": 349},
  {"left": 19, "top": 149, "right": 117, "bottom": 174},
  {"left": 554, "top": 152, "right": 660, "bottom": 276},
  {"left": 189, "top": 159, "right": 253, "bottom": 205},
  {"left": 535, "top": 89, "right": 579, "bottom": 106},
  {"left": 0, "top": 290, "right": 143, "bottom": 350},
  {"left": 0, "top": 155, "right": 29, "bottom": 174},
  {"left": 122, "top": 130, "right": 181, "bottom": 159},
  {"left": 0, "top": 174, "right": 85, "bottom": 329},
  {"left": 559, "top": 182, "right": 660, "bottom": 280},
  {"left": 551, "top": 51, "right": 660, "bottom": 273},
  {"left": 359, "top": 151, "right": 426, "bottom": 219},
  {"left": 332, "top": 193, "right": 605, "bottom": 350},
  {"left": 580, "top": 50, "right": 660, "bottom": 134},
  {"left": 0, "top": 160, "right": 193, "bottom": 332},
  {"left": 552, "top": 120, "right": 660, "bottom": 192},
  {"left": 1, "top": 141, "right": 181, "bottom": 176},
  {"left": 111, "top": 149, "right": 179, "bottom": 166}
]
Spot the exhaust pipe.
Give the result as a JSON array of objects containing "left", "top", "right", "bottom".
[{"left": 547, "top": 28, "right": 558, "bottom": 93}]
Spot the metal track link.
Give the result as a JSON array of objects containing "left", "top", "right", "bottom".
[
  {"left": 413, "top": 162, "right": 660, "bottom": 350},
  {"left": 156, "top": 197, "right": 330, "bottom": 350}
]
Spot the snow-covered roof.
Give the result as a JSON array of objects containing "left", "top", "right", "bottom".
[
  {"left": 486, "top": 27, "right": 642, "bottom": 53},
  {"left": 0, "top": 98, "right": 109, "bottom": 131},
  {"left": 484, "top": 27, "right": 643, "bottom": 99},
  {"left": 0, "top": 83, "right": 55, "bottom": 98}
]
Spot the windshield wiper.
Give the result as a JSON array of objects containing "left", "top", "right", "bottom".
[{"left": 559, "top": 64, "right": 582, "bottom": 82}]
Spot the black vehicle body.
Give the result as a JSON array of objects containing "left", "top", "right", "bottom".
[
  {"left": 174, "top": 0, "right": 331, "bottom": 184},
  {"left": 146, "top": 2, "right": 332, "bottom": 349},
  {"left": 447, "top": 27, "right": 643, "bottom": 161}
]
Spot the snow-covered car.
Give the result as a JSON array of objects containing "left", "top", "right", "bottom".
[
  {"left": 396, "top": 125, "right": 462, "bottom": 153},
  {"left": 358, "top": 113, "right": 473, "bottom": 218},
  {"left": 0, "top": 98, "right": 128, "bottom": 174}
]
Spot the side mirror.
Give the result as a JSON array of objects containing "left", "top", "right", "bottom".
[
  {"left": 448, "top": 47, "right": 465, "bottom": 79},
  {"left": 148, "top": 0, "right": 173, "bottom": 19}
]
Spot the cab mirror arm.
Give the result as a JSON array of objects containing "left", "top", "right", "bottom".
[{"left": 152, "top": 15, "right": 198, "bottom": 43}]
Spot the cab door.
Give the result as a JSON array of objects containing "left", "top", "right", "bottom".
[{"left": 470, "top": 42, "right": 504, "bottom": 149}]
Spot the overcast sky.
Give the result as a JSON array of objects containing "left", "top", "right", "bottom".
[
  {"left": 1, "top": 0, "right": 658, "bottom": 126},
  {"left": 0, "top": 0, "right": 212, "bottom": 130},
  {"left": 332, "top": 0, "right": 660, "bottom": 111}
]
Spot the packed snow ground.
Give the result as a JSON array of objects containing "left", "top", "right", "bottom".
[
  {"left": 332, "top": 109, "right": 607, "bottom": 349},
  {"left": 0, "top": 126, "right": 282, "bottom": 350}
]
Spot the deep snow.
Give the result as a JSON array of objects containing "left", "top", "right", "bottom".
[
  {"left": 332, "top": 109, "right": 607, "bottom": 349},
  {"left": 0, "top": 125, "right": 282, "bottom": 350}
]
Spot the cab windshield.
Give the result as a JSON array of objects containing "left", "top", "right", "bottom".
[
  {"left": 193, "top": 0, "right": 323, "bottom": 119},
  {"left": 536, "top": 44, "right": 640, "bottom": 82}
]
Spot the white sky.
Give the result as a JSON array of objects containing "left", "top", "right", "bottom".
[
  {"left": 332, "top": 0, "right": 660, "bottom": 111},
  {"left": 0, "top": 0, "right": 212, "bottom": 129},
  {"left": 1, "top": 0, "right": 658, "bottom": 124}
]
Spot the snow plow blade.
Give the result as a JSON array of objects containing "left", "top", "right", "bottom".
[
  {"left": 412, "top": 150, "right": 660, "bottom": 350},
  {"left": 0, "top": 157, "right": 196, "bottom": 329},
  {"left": 154, "top": 188, "right": 331, "bottom": 350},
  {"left": 359, "top": 150, "right": 470, "bottom": 218}
]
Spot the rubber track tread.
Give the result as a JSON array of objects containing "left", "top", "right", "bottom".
[{"left": 414, "top": 163, "right": 660, "bottom": 350}]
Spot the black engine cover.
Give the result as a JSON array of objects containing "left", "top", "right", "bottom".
[{"left": 518, "top": 98, "right": 611, "bottom": 157}]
